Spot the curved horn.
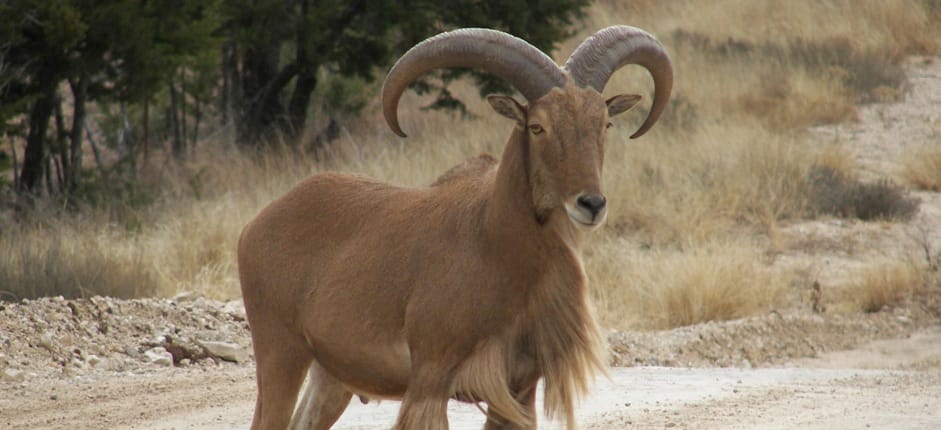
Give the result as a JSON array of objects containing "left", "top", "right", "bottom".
[
  {"left": 382, "top": 28, "right": 566, "bottom": 137},
  {"left": 564, "top": 26, "right": 674, "bottom": 139}
]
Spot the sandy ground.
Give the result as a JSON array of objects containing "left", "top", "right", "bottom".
[{"left": 3, "top": 327, "right": 937, "bottom": 430}]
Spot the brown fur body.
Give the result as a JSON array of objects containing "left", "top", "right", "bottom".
[{"left": 240, "top": 82, "right": 642, "bottom": 429}]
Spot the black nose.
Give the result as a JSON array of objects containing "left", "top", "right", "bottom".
[{"left": 577, "top": 194, "right": 606, "bottom": 217}]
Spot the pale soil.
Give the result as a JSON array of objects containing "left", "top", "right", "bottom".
[
  {"left": 3, "top": 331, "right": 938, "bottom": 429},
  {"left": 2, "top": 57, "right": 941, "bottom": 429}
]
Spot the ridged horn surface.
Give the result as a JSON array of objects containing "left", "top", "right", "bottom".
[
  {"left": 382, "top": 28, "right": 565, "bottom": 137},
  {"left": 564, "top": 26, "right": 673, "bottom": 138}
]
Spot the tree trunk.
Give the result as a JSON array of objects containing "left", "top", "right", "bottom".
[
  {"left": 237, "top": 35, "right": 287, "bottom": 147},
  {"left": 192, "top": 94, "right": 201, "bottom": 157},
  {"left": 84, "top": 119, "right": 105, "bottom": 174},
  {"left": 220, "top": 41, "right": 239, "bottom": 128},
  {"left": 119, "top": 102, "right": 137, "bottom": 174},
  {"left": 10, "top": 134, "right": 20, "bottom": 191},
  {"left": 168, "top": 72, "right": 183, "bottom": 159},
  {"left": 67, "top": 72, "right": 88, "bottom": 194},
  {"left": 179, "top": 68, "right": 187, "bottom": 153},
  {"left": 18, "top": 74, "right": 57, "bottom": 195},
  {"left": 44, "top": 151, "right": 54, "bottom": 196},
  {"left": 284, "top": 0, "right": 316, "bottom": 144},
  {"left": 142, "top": 98, "right": 150, "bottom": 164},
  {"left": 53, "top": 95, "right": 68, "bottom": 192}
]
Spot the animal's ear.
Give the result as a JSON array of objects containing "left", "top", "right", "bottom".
[
  {"left": 487, "top": 95, "right": 526, "bottom": 125},
  {"left": 606, "top": 94, "right": 643, "bottom": 118}
]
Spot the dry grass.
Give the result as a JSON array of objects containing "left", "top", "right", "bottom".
[
  {"left": 580, "top": 0, "right": 940, "bottom": 130},
  {"left": 900, "top": 146, "right": 941, "bottom": 191},
  {"left": 602, "top": 122, "right": 815, "bottom": 247},
  {"left": 854, "top": 261, "right": 927, "bottom": 313},
  {"left": 586, "top": 236, "right": 786, "bottom": 330},
  {"left": 0, "top": 222, "right": 159, "bottom": 300},
  {"left": 2, "top": 0, "right": 938, "bottom": 329}
]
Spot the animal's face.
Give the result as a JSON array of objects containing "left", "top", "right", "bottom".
[{"left": 488, "top": 83, "right": 640, "bottom": 227}]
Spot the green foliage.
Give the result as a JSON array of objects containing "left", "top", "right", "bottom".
[
  {"left": 316, "top": 74, "right": 373, "bottom": 119},
  {"left": 0, "top": 0, "right": 222, "bottom": 198},
  {"left": 401, "top": 0, "right": 591, "bottom": 106},
  {"left": 220, "top": 0, "right": 591, "bottom": 146},
  {"left": 1, "top": 0, "right": 589, "bottom": 201}
]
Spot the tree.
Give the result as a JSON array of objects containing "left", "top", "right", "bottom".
[
  {"left": 1, "top": 0, "right": 588, "bottom": 200},
  {"left": 220, "top": 0, "right": 590, "bottom": 148},
  {"left": 0, "top": 1, "right": 86, "bottom": 196},
  {"left": 0, "top": 0, "right": 220, "bottom": 198}
]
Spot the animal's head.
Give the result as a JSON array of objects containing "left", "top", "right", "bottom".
[{"left": 382, "top": 27, "right": 673, "bottom": 228}]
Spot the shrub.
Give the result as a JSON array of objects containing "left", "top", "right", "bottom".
[
  {"left": 855, "top": 262, "right": 926, "bottom": 313},
  {"left": 808, "top": 165, "right": 920, "bottom": 221}
]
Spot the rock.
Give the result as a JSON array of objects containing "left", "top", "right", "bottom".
[
  {"left": 172, "top": 291, "right": 202, "bottom": 302},
  {"left": 222, "top": 300, "right": 247, "bottom": 321},
  {"left": 87, "top": 354, "right": 107, "bottom": 369},
  {"left": 196, "top": 340, "right": 248, "bottom": 363},
  {"left": 39, "top": 332, "right": 56, "bottom": 352},
  {"left": 2, "top": 367, "right": 25, "bottom": 382},
  {"left": 123, "top": 345, "right": 142, "bottom": 358},
  {"left": 144, "top": 347, "right": 174, "bottom": 367}
]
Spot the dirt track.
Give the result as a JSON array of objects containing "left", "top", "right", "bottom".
[{"left": 2, "top": 328, "right": 937, "bottom": 429}]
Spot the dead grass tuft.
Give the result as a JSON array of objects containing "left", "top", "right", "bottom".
[
  {"left": 900, "top": 146, "right": 941, "bottom": 191},
  {"left": 854, "top": 261, "right": 927, "bottom": 313},
  {"left": 0, "top": 224, "right": 159, "bottom": 300},
  {"left": 587, "top": 237, "right": 786, "bottom": 330}
]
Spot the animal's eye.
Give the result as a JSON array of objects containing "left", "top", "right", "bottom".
[
  {"left": 605, "top": 122, "right": 613, "bottom": 129},
  {"left": 528, "top": 124, "right": 544, "bottom": 135}
]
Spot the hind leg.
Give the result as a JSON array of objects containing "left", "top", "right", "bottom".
[
  {"left": 250, "top": 324, "right": 314, "bottom": 430},
  {"left": 289, "top": 360, "right": 353, "bottom": 430}
]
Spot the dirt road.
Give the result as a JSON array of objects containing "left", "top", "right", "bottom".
[{"left": 3, "top": 328, "right": 936, "bottom": 430}]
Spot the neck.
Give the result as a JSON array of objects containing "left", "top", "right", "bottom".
[
  {"left": 486, "top": 127, "right": 534, "bottom": 231},
  {"left": 485, "top": 128, "right": 583, "bottom": 253},
  {"left": 485, "top": 130, "right": 605, "bottom": 428}
]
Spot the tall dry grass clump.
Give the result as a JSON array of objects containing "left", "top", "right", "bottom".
[
  {"left": 900, "top": 146, "right": 941, "bottom": 192},
  {"left": 853, "top": 261, "right": 927, "bottom": 313},
  {"left": 601, "top": 122, "right": 815, "bottom": 248},
  {"left": 586, "top": 236, "right": 785, "bottom": 330},
  {"left": 0, "top": 145, "right": 323, "bottom": 300}
]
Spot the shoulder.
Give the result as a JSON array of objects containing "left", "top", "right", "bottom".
[{"left": 430, "top": 154, "right": 498, "bottom": 187}]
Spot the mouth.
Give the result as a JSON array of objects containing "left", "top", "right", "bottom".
[{"left": 564, "top": 203, "right": 606, "bottom": 228}]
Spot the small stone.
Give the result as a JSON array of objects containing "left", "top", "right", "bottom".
[
  {"left": 2, "top": 368, "right": 25, "bottom": 382},
  {"left": 87, "top": 355, "right": 111, "bottom": 369},
  {"left": 197, "top": 340, "right": 248, "bottom": 363},
  {"left": 39, "top": 332, "right": 55, "bottom": 351},
  {"left": 222, "top": 300, "right": 247, "bottom": 321},
  {"left": 144, "top": 347, "right": 174, "bottom": 367},
  {"left": 172, "top": 291, "right": 201, "bottom": 302},
  {"left": 123, "top": 345, "right": 141, "bottom": 358}
]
